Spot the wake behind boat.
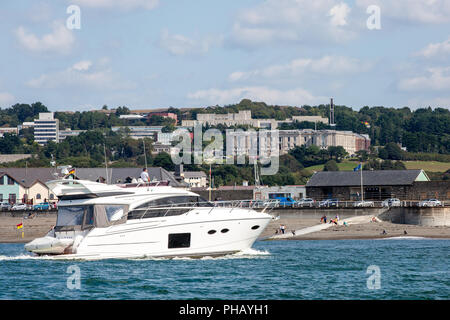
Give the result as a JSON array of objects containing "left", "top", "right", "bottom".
[{"left": 25, "top": 178, "right": 273, "bottom": 260}]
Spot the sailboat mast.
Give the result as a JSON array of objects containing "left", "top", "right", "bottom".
[
  {"left": 143, "top": 139, "right": 148, "bottom": 169},
  {"left": 360, "top": 162, "right": 364, "bottom": 202},
  {"left": 104, "top": 144, "right": 109, "bottom": 184}
]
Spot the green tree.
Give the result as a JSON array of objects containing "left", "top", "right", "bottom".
[
  {"left": 323, "top": 160, "right": 339, "bottom": 171},
  {"left": 153, "top": 152, "right": 174, "bottom": 171}
]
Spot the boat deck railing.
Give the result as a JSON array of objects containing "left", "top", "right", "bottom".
[{"left": 129, "top": 199, "right": 280, "bottom": 219}]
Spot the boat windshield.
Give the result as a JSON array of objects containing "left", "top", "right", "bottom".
[
  {"left": 56, "top": 204, "right": 127, "bottom": 230},
  {"left": 56, "top": 206, "right": 88, "bottom": 226}
]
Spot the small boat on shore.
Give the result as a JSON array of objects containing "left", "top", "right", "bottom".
[{"left": 25, "top": 179, "right": 273, "bottom": 260}]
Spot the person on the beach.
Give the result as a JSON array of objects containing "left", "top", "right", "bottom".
[
  {"left": 280, "top": 225, "right": 286, "bottom": 234},
  {"left": 381, "top": 230, "right": 387, "bottom": 235}
]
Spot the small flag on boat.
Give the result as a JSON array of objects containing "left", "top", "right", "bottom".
[
  {"left": 353, "top": 163, "right": 362, "bottom": 172},
  {"left": 16, "top": 223, "right": 23, "bottom": 229}
]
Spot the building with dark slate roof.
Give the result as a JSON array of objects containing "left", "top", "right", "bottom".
[{"left": 305, "top": 169, "right": 446, "bottom": 201}]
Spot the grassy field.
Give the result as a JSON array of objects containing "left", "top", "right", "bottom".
[
  {"left": 305, "top": 161, "right": 360, "bottom": 172},
  {"left": 305, "top": 160, "right": 450, "bottom": 172},
  {"left": 404, "top": 161, "right": 450, "bottom": 172}
]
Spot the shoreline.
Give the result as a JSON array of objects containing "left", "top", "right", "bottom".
[
  {"left": 261, "top": 216, "right": 450, "bottom": 241},
  {"left": 1, "top": 214, "right": 449, "bottom": 244},
  {"left": 3, "top": 235, "right": 450, "bottom": 245}
]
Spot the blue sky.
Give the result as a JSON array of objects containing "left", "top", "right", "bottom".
[{"left": 0, "top": 0, "right": 450, "bottom": 111}]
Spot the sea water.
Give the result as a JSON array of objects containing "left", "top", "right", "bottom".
[{"left": 0, "top": 239, "right": 448, "bottom": 300}]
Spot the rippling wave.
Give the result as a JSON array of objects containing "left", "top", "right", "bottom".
[{"left": 0, "top": 240, "right": 448, "bottom": 300}]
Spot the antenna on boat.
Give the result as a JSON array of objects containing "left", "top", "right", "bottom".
[
  {"left": 142, "top": 139, "right": 148, "bottom": 169},
  {"left": 142, "top": 139, "right": 150, "bottom": 190},
  {"left": 103, "top": 143, "right": 109, "bottom": 184}
]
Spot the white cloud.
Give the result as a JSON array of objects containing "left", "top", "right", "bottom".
[
  {"left": 0, "top": 92, "right": 15, "bottom": 106},
  {"left": 71, "top": 60, "right": 93, "bottom": 71},
  {"left": 229, "top": 55, "right": 371, "bottom": 82},
  {"left": 404, "top": 96, "right": 450, "bottom": 109},
  {"left": 70, "top": 0, "right": 159, "bottom": 10},
  {"left": 229, "top": 0, "right": 357, "bottom": 48},
  {"left": 15, "top": 21, "right": 75, "bottom": 54},
  {"left": 26, "top": 59, "right": 135, "bottom": 91},
  {"left": 328, "top": 3, "right": 351, "bottom": 27},
  {"left": 417, "top": 37, "right": 450, "bottom": 58},
  {"left": 188, "top": 86, "right": 326, "bottom": 106},
  {"left": 356, "top": 0, "right": 450, "bottom": 24},
  {"left": 159, "top": 29, "right": 220, "bottom": 56},
  {"left": 398, "top": 67, "right": 450, "bottom": 91}
]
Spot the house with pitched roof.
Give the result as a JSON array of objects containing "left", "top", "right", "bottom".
[{"left": 0, "top": 168, "right": 57, "bottom": 204}]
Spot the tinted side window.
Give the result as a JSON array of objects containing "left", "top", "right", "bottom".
[{"left": 168, "top": 233, "right": 191, "bottom": 249}]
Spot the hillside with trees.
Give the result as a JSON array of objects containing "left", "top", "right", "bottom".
[{"left": 0, "top": 101, "right": 449, "bottom": 185}]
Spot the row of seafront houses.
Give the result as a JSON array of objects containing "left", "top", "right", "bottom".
[{"left": 1, "top": 167, "right": 448, "bottom": 206}]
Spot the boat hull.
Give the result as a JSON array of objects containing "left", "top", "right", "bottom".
[{"left": 28, "top": 209, "right": 272, "bottom": 260}]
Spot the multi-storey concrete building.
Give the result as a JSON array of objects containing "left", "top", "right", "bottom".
[
  {"left": 157, "top": 132, "right": 176, "bottom": 145},
  {"left": 181, "top": 110, "right": 334, "bottom": 130},
  {"left": 33, "top": 113, "right": 59, "bottom": 146},
  {"left": 278, "top": 130, "right": 370, "bottom": 155},
  {"left": 111, "top": 126, "right": 163, "bottom": 140},
  {"left": 227, "top": 129, "right": 370, "bottom": 157},
  {"left": 0, "top": 127, "right": 19, "bottom": 137},
  {"left": 292, "top": 116, "right": 329, "bottom": 124},
  {"left": 58, "top": 129, "right": 86, "bottom": 142},
  {"left": 182, "top": 110, "right": 277, "bottom": 129}
]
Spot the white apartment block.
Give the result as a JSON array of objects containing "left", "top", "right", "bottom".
[
  {"left": 34, "top": 113, "right": 59, "bottom": 146},
  {"left": 182, "top": 110, "right": 277, "bottom": 129},
  {"left": 227, "top": 129, "right": 370, "bottom": 157},
  {"left": 181, "top": 110, "right": 332, "bottom": 129}
]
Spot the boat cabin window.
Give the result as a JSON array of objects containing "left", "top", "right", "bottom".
[
  {"left": 105, "top": 205, "right": 125, "bottom": 222},
  {"left": 56, "top": 205, "right": 127, "bottom": 230},
  {"left": 136, "top": 196, "right": 212, "bottom": 209},
  {"left": 128, "top": 196, "right": 212, "bottom": 220},
  {"left": 56, "top": 206, "right": 93, "bottom": 230}
]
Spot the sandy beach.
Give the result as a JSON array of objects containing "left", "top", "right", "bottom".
[
  {"left": 0, "top": 214, "right": 56, "bottom": 243},
  {"left": 1, "top": 213, "right": 449, "bottom": 243},
  {"left": 261, "top": 216, "right": 450, "bottom": 240}
]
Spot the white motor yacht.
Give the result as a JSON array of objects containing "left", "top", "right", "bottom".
[{"left": 25, "top": 179, "right": 273, "bottom": 260}]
